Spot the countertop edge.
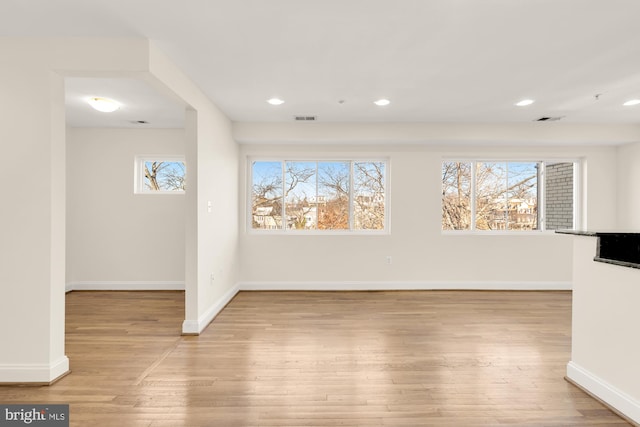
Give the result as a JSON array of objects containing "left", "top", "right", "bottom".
[{"left": 555, "top": 230, "right": 597, "bottom": 236}]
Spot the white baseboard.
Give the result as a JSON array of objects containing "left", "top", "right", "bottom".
[
  {"left": 0, "top": 356, "right": 69, "bottom": 384},
  {"left": 567, "top": 361, "right": 640, "bottom": 424},
  {"left": 66, "top": 280, "right": 569, "bottom": 293},
  {"left": 239, "top": 281, "right": 572, "bottom": 291},
  {"left": 66, "top": 281, "right": 185, "bottom": 292},
  {"left": 182, "top": 283, "right": 240, "bottom": 335}
]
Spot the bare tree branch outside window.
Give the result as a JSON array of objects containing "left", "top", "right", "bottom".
[
  {"left": 251, "top": 160, "right": 386, "bottom": 231},
  {"left": 354, "top": 162, "right": 385, "bottom": 230},
  {"left": 443, "top": 161, "right": 540, "bottom": 231},
  {"left": 143, "top": 161, "right": 186, "bottom": 192},
  {"left": 442, "top": 161, "right": 472, "bottom": 230}
]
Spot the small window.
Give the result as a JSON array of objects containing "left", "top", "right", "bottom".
[
  {"left": 250, "top": 159, "right": 387, "bottom": 232},
  {"left": 135, "top": 156, "right": 186, "bottom": 194}
]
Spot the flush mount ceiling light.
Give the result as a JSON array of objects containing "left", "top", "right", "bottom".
[
  {"left": 87, "top": 97, "right": 120, "bottom": 113},
  {"left": 267, "top": 98, "right": 285, "bottom": 106},
  {"left": 515, "top": 99, "right": 535, "bottom": 107},
  {"left": 374, "top": 99, "right": 390, "bottom": 106},
  {"left": 623, "top": 99, "right": 640, "bottom": 106}
]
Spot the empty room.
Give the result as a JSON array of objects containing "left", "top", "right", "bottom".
[{"left": 1, "top": 1, "right": 640, "bottom": 426}]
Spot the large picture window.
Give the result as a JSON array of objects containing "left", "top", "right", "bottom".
[
  {"left": 251, "top": 160, "right": 387, "bottom": 232},
  {"left": 442, "top": 160, "right": 577, "bottom": 231}
]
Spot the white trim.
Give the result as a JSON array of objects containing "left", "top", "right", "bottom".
[
  {"left": 239, "top": 281, "right": 571, "bottom": 291},
  {"left": 442, "top": 230, "right": 559, "bottom": 236},
  {"left": 0, "top": 356, "right": 69, "bottom": 383},
  {"left": 182, "top": 283, "right": 240, "bottom": 335},
  {"left": 66, "top": 281, "right": 185, "bottom": 291},
  {"left": 567, "top": 361, "right": 640, "bottom": 424},
  {"left": 248, "top": 229, "right": 390, "bottom": 236}
]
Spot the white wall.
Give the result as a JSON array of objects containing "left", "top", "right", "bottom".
[
  {"left": 236, "top": 123, "right": 622, "bottom": 289},
  {"left": 567, "top": 235, "right": 640, "bottom": 423},
  {"left": 616, "top": 141, "right": 640, "bottom": 229},
  {"left": 0, "top": 37, "right": 149, "bottom": 382},
  {"left": 0, "top": 37, "right": 240, "bottom": 382},
  {"left": 565, "top": 139, "right": 640, "bottom": 423},
  {"left": 66, "top": 128, "right": 185, "bottom": 289},
  {"left": 149, "top": 44, "right": 240, "bottom": 334},
  {"left": 0, "top": 56, "right": 67, "bottom": 382},
  {"left": 234, "top": 122, "right": 640, "bottom": 146}
]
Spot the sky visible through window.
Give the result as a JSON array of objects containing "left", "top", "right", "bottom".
[
  {"left": 443, "top": 160, "right": 575, "bottom": 231},
  {"left": 251, "top": 160, "right": 386, "bottom": 231},
  {"left": 143, "top": 160, "right": 186, "bottom": 192}
]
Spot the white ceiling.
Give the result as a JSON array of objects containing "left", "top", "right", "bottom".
[
  {"left": 65, "top": 78, "right": 185, "bottom": 128},
  {"left": 2, "top": 0, "right": 640, "bottom": 127}
]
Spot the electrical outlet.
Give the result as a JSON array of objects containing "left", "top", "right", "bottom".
[{"left": 385, "top": 256, "right": 392, "bottom": 264}]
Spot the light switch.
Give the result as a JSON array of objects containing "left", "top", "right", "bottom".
[{"left": 207, "top": 201, "right": 212, "bottom": 213}]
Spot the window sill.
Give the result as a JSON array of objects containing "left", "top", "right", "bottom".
[
  {"left": 134, "top": 191, "right": 185, "bottom": 195},
  {"left": 248, "top": 229, "right": 390, "bottom": 236},
  {"left": 441, "top": 230, "right": 562, "bottom": 236}
]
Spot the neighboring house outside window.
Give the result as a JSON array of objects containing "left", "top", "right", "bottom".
[
  {"left": 250, "top": 159, "right": 388, "bottom": 232},
  {"left": 442, "top": 160, "right": 577, "bottom": 231}
]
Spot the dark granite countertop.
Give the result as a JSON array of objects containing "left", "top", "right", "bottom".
[{"left": 556, "top": 230, "right": 640, "bottom": 269}]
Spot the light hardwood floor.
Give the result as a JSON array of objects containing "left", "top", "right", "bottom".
[{"left": 0, "top": 290, "right": 630, "bottom": 426}]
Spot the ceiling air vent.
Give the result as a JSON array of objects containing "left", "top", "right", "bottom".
[
  {"left": 535, "top": 116, "right": 564, "bottom": 122},
  {"left": 294, "top": 115, "right": 317, "bottom": 121}
]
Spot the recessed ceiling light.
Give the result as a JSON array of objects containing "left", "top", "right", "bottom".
[
  {"left": 374, "top": 99, "right": 390, "bottom": 106},
  {"left": 515, "top": 99, "right": 535, "bottom": 107},
  {"left": 623, "top": 99, "right": 640, "bottom": 106},
  {"left": 267, "top": 98, "right": 285, "bottom": 106},
  {"left": 87, "top": 97, "right": 120, "bottom": 113}
]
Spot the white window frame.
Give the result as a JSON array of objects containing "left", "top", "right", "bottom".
[
  {"left": 248, "top": 157, "right": 390, "bottom": 234},
  {"left": 442, "top": 158, "right": 581, "bottom": 234},
  {"left": 134, "top": 155, "right": 186, "bottom": 195}
]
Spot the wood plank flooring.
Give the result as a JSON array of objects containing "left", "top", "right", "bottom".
[{"left": 0, "top": 290, "right": 630, "bottom": 426}]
